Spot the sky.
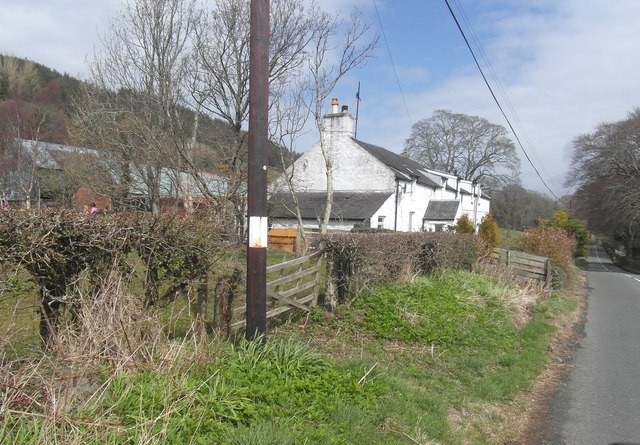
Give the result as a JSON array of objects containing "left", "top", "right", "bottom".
[{"left": 1, "top": 0, "right": 639, "bottom": 196}]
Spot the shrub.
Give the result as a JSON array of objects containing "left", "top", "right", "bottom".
[
  {"left": 514, "top": 226, "right": 575, "bottom": 287},
  {"left": 0, "top": 209, "right": 230, "bottom": 346},
  {"left": 454, "top": 214, "right": 475, "bottom": 234},
  {"left": 540, "top": 209, "right": 589, "bottom": 257},
  {"left": 478, "top": 212, "right": 500, "bottom": 248}
]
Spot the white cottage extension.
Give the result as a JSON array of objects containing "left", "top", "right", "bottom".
[{"left": 269, "top": 99, "right": 490, "bottom": 232}]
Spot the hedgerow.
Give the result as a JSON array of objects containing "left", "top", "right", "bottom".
[
  {"left": 0, "top": 209, "right": 232, "bottom": 346},
  {"left": 320, "top": 232, "right": 488, "bottom": 308}
]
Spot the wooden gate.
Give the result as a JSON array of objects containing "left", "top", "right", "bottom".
[
  {"left": 492, "top": 248, "right": 551, "bottom": 287},
  {"left": 231, "top": 250, "right": 323, "bottom": 331}
]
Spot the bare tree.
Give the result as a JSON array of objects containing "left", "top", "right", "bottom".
[
  {"left": 72, "top": 0, "right": 198, "bottom": 214},
  {"left": 403, "top": 110, "right": 520, "bottom": 192},
  {"left": 491, "top": 183, "right": 557, "bottom": 231},
  {"left": 0, "top": 99, "right": 68, "bottom": 208},
  {"left": 192, "top": 0, "right": 318, "bottom": 237},
  {"left": 269, "top": 77, "right": 310, "bottom": 250},
  {"left": 304, "top": 9, "right": 378, "bottom": 234},
  {"left": 567, "top": 108, "right": 640, "bottom": 254}
]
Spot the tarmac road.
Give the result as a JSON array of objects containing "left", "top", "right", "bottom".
[{"left": 543, "top": 245, "right": 640, "bottom": 445}]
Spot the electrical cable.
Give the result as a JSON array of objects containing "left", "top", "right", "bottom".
[
  {"left": 453, "top": 0, "right": 549, "bottom": 177},
  {"left": 452, "top": 0, "right": 550, "bottom": 179},
  {"left": 444, "top": 0, "right": 559, "bottom": 199},
  {"left": 372, "top": 0, "right": 413, "bottom": 127}
]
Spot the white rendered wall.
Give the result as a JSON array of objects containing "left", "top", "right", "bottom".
[
  {"left": 274, "top": 112, "right": 396, "bottom": 193},
  {"left": 270, "top": 218, "right": 357, "bottom": 232},
  {"left": 270, "top": 107, "right": 491, "bottom": 233}
]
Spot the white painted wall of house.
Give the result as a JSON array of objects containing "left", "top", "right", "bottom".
[
  {"left": 271, "top": 101, "right": 491, "bottom": 232},
  {"left": 369, "top": 193, "right": 397, "bottom": 230},
  {"left": 287, "top": 139, "right": 396, "bottom": 193},
  {"left": 270, "top": 218, "right": 357, "bottom": 232},
  {"left": 394, "top": 181, "right": 436, "bottom": 232}
]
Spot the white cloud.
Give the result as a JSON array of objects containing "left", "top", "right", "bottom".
[
  {"left": 0, "top": 0, "right": 119, "bottom": 77},
  {"left": 365, "top": 0, "right": 640, "bottom": 194},
  {"left": 2, "top": 0, "right": 638, "bottom": 197}
]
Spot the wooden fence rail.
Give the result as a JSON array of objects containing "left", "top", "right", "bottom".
[
  {"left": 492, "top": 248, "right": 551, "bottom": 286},
  {"left": 230, "top": 249, "right": 324, "bottom": 331}
]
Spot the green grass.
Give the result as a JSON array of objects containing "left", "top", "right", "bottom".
[
  {"left": 499, "top": 228, "right": 523, "bottom": 249},
  {"left": 285, "top": 270, "right": 567, "bottom": 443},
  {"left": 0, "top": 269, "right": 578, "bottom": 444}
]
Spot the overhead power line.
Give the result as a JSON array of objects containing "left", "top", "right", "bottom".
[
  {"left": 443, "top": 0, "right": 559, "bottom": 200},
  {"left": 372, "top": 0, "right": 413, "bottom": 127},
  {"left": 452, "top": 0, "right": 550, "bottom": 180}
]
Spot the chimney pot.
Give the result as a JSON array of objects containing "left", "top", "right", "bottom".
[
  {"left": 341, "top": 105, "right": 348, "bottom": 113},
  {"left": 331, "top": 98, "right": 339, "bottom": 113}
]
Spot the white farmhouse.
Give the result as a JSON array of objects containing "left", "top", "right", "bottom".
[{"left": 269, "top": 99, "right": 490, "bottom": 232}]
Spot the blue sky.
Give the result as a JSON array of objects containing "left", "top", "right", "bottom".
[{"left": 2, "top": 0, "right": 640, "bottom": 196}]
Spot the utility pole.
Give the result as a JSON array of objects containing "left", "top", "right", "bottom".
[{"left": 246, "top": 0, "right": 269, "bottom": 341}]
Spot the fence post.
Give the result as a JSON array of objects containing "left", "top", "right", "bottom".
[
  {"left": 325, "top": 251, "right": 338, "bottom": 311},
  {"left": 312, "top": 252, "right": 323, "bottom": 307},
  {"left": 196, "top": 272, "right": 209, "bottom": 336},
  {"left": 545, "top": 259, "right": 552, "bottom": 288},
  {"left": 506, "top": 250, "right": 511, "bottom": 266},
  {"left": 214, "top": 267, "right": 242, "bottom": 337}
]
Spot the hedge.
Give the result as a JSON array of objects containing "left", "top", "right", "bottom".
[{"left": 320, "top": 232, "right": 488, "bottom": 309}]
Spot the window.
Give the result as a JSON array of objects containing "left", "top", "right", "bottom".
[
  {"left": 377, "top": 216, "right": 386, "bottom": 229},
  {"left": 434, "top": 224, "right": 445, "bottom": 232},
  {"left": 408, "top": 211, "right": 415, "bottom": 232}
]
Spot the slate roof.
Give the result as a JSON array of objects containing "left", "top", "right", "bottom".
[
  {"left": 269, "top": 191, "right": 393, "bottom": 220},
  {"left": 352, "top": 139, "right": 442, "bottom": 188},
  {"left": 423, "top": 200, "right": 460, "bottom": 221},
  {"left": 127, "top": 168, "right": 227, "bottom": 198},
  {"left": 458, "top": 185, "right": 490, "bottom": 200}
]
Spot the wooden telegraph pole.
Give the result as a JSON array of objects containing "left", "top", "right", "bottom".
[{"left": 246, "top": 0, "right": 269, "bottom": 341}]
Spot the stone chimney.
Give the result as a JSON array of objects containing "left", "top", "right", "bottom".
[{"left": 322, "top": 98, "right": 354, "bottom": 140}]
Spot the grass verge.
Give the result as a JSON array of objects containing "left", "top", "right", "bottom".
[{"left": 0, "top": 269, "right": 580, "bottom": 444}]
